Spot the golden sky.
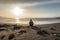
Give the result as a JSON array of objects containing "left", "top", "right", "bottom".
[
  {"left": 0, "top": 0, "right": 60, "bottom": 18},
  {"left": 0, "top": 3, "right": 44, "bottom": 18}
]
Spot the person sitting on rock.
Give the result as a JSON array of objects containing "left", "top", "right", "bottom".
[{"left": 29, "top": 19, "right": 34, "bottom": 26}]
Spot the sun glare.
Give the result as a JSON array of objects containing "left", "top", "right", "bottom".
[
  {"left": 11, "top": 6, "right": 24, "bottom": 17},
  {"left": 15, "top": 17, "right": 20, "bottom": 23},
  {"left": 10, "top": 6, "right": 25, "bottom": 23}
]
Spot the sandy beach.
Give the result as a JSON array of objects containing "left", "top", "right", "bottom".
[
  {"left": 0, "top": 23, "right": 60, "bottom": 40},
  {"left": 0, "top": 0, "right": 60, "bottom": 40}
]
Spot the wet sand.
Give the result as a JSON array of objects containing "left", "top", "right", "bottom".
[{"left": 0, "top": 23, "right": 60, "bottom": 40}]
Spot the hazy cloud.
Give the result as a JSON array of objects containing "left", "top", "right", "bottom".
[
  {"left": 0, "top": 0, "right": 60, "bottom": 7},
  {"left": 0, "top": 0, "right": 47, "bottom": 3},
  {"left": 24, "top": 0, "right": 60, "bottom": 6}
]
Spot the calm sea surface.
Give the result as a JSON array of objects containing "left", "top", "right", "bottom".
[{"left": 0, "top": 19, "right": 60, "bottom": 25}]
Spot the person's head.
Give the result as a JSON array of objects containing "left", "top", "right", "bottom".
[{"left": 30, "top": 19, "right": 33, "bottom": 22}]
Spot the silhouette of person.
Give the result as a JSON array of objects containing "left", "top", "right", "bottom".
[{"left": 29, "top": 19, "right": 34, "bottom": 26}]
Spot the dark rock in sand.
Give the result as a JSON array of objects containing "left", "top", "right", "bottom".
[
  {"left": 3, "top": 24, "right": 9, "bottom": 27},
  {"left": 37, "top": 30, "right": 46, "bottom": 36},
  {"left": 13, "top": 26, "right": 21, "bottom": 30},
  {"left": 8, "top": 34, "right": 15, "bottom": 40},
  {"left": 55, "top": 38, "right": 60, "bottom": 40},
  {"left": 0, "top": 24, "right": 10, "bottom": 28},
  {"left": 18, "top": 30, "right": 27, "bottom": 34},
  {"left": 0, "top": 29, "right": 6, "bottom": 31},
  {"left": 31, "top": 26, "right": 41, "bottom": 31},
  {"left": 50, "top": 28, "right": 56, "bottom": 30},
  {"left": 0, "top": 25, "right": 4, "bottom": 27},
  {"left": 42, "top": 30, "right": 50, "bottom": 35},
  {"left": 1, "top": 35, "right": 5, "bottom": 40},
  {"left": 56, "top": 33, "right": 60, "bottom": 37},
  {"left": 37, "top": 30, "right": 50, "bottom": 36}
]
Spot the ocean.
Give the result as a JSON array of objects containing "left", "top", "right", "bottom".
[{"left": 0, "top": 18, "right": 60, "bottom": 25}]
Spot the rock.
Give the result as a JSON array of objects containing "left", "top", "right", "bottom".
[
  {"left": 50, "top": 28, "right": 56, "bottom": 30},
  {"left": 0, "top": 29, "right": 6, "bottom": 31},
  {"left": 18, "top": 30, "right": 27, "bottom": 34},
  {"left": 1, "top": 35, "right": 5, "bottom": 40},
  {"left": 8, "top": 34, "right": 15, "bottom": 40},
  {"left": 55, "top": 38, "right": 60, "bottom": 40},
  {"left": 37, "top": 30, "right": 50, "bottom": 36},
  {"left": 13, "top": 26, "right": 21, "bottom": 30},
  {"left": 56, "top": 33, "right": 60, "bottom": 37},
  {"left": 42, "top": 30, "right": 50, "bottom": 35}
]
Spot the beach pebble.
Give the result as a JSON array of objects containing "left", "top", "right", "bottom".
[
  {"left": 8, "top": 34, "right": 15, "bottom": 40},
  {"left": 18, "top": 30, "right": 27, "bottom": 34},
  {"left": 0, "top": 35, "right": 5, "bottom": 40},
  {"left": 0, "top": 29, "right": 6, "bottom": 31}
]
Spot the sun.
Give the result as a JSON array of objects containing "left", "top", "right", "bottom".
[
  {"left": 11, "top": 6, "right": 24, "bottom": 17},
  {"left": 10, "top": 6, "right": 25, "bottom": 23}
]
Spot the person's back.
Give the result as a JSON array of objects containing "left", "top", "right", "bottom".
[{"left": 29, "top": 19, "right": 34, "bottom": 26}]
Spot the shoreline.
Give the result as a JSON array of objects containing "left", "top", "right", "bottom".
[{"left": 0, "top": 22, "right": 60, "bottom": 25}]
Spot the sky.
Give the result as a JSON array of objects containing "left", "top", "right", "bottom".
[{"left": 0, "top": 0, "right": 60, "bottom": 18}]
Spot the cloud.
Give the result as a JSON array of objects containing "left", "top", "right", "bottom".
[
  {"left": 0, "top": 0, "right": 60, "bottom": 7},
  {"left": 24, "top": 0, "right": 60, "bottom": 6},
  {"left": 0, "top": 0, "right": 47, "bottom": 4},
  {"left": 0, "top": 0, "right": 60, "bottom": 3}
]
